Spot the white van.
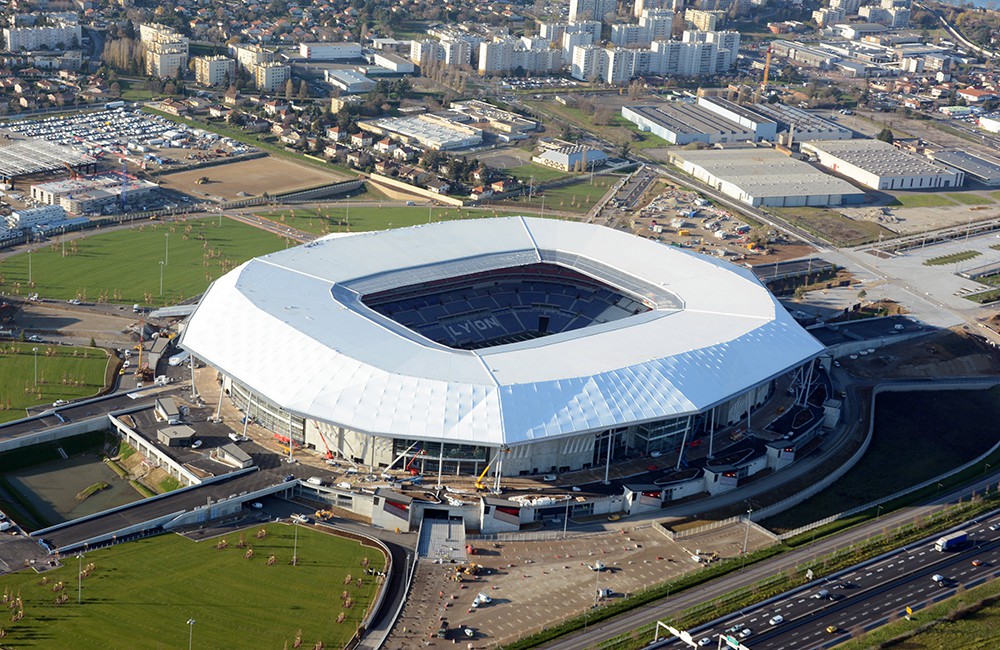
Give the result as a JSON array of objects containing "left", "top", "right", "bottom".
[
  {"left": 306, "top": 476, "right": 324, "bottom": 486},
  {"left": 0, "top": 521, "right": 12, "bottom": 532},
  {"left": 168, "top": 350, "right": 190, "bottom": 367}
]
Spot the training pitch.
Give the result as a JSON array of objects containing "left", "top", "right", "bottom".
[
  {"left": 0, "top": 343, "right": 110, "bottom": 423},
  {"left": 0, "top": 523, "right": 385, "bottom": 649},
  {"left": 157, "top": 156, "right": 350, "bottom": 201}
]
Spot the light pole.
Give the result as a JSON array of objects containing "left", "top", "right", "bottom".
[
  {"left": 876, "top": 504, "right": 883, "bottom": 521},
  {"left": 292, "top": 520, "right": 299, "bottom": 565},
  {"left": 32, "top": 346, "right": 38, "bottom": 386},
  {"left": 27, "top": 249, "right": 32, "bottom": 285},
  {"left": 159, "top": 260, "right": 165, "bottom": 297},
  {"left": 986, "top": 462, "right": 992, "bottom": 475},
  {"left": 76, "top": 553, "right": 84, "bottom": 605},
  {"left": 187, "top": 618, "right": 195, "bottom": 650},
  {"left": 164, "top": 233, "right": 169, "bottom": 266},
  {"left": 740, "top": 507, "right": 753, "bottom": 572}
]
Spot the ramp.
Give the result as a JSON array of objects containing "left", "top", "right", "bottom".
[{"left": 416, "top": 518, "right": 467, "bottom": 562}]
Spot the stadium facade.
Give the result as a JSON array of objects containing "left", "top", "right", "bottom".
[{"left": 181, "top": 217, "right": 824, "bottom": 477}]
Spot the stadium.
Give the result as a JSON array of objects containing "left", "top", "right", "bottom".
[{"left": 180, "top": 217, "right": 825, "bottom": 478}]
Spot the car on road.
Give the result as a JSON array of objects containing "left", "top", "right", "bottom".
[
  {"left": 739, "top": 628, "right": 752, "bottom": 639},
  {"left": 826, "top": 625, "right": 839, "bottom": 634},
  {"left": 52, "top": 399, "right": 68, "bottom": 407},
  {"left": 932, "top": 574, "right": 946, "bottom": 585},
  {"left": 67, "top": 299, "right": 81, "bottom": 305},
  {"left": 27, "top": 335, "right": 42, "bottom": 342},
  {"left": 769, "top": 615, "right": 784, "bottom": 626},
  {"left": 698, "top": 638, "right": 712, "bottom": 647},
  {"left": 250, "top": 502, "right": 263, "bottom": 509},
  {"left": 972, "top": 559, "right": 984, "bottom": 567},
  {"left": 725, "top": 623, "right": 744, "bottom": 634},
  {"left": 989, "top": 524, "right": 999, "bottom": 531}
]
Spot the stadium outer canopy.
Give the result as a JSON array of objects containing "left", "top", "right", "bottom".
[{"left": 180, "top": 217, "right": 824, "bottom": 449}]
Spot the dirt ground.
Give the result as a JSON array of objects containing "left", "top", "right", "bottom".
[
  {"left": 840, "top": 329, "right": 1000, "bottom": 379},
  {"left": 386, "top": 522, "right": 775, "bottom": 649},
  {"left": 156, "top": 156, "right": 349, "bottom": 201}
]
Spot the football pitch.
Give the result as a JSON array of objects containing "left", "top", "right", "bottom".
[
  {"left": 0, "top": 219, "right": 289, "bottom": 306},
  {"left": 0, "top": 524, "right": 385, "bottom": 649}
]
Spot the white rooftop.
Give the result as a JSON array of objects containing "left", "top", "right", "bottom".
[{"left": 181, "top": 218, "right": 823, "bottom": 447}]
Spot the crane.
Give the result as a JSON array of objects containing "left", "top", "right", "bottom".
[
  {"left": 62, "top": 162, "right": 81, "bottom": 180},
  {"left": 753, "top": 45, "right": 773, "bottom": 104},
  {"left": 406, "top": 449, "right": 426, "bottom": 476}
]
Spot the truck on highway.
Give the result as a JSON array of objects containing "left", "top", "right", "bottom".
[{"left": 934, "top": 531, "right": 968, "bottom": 552}]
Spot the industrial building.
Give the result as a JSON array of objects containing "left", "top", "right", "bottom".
[
  {"left": 6, "top": 205, "right": 66, "bottom": 230},
  {"left": 801, "top": 140, "right": 964, "bottom": 190},
  {"left": 927, "top": 149, "right": 1000, "bottom": 186},
  {"left": 748, "top": 103, "right": 853, "bottom": 142},
  {"left": 358, "top": 114, "right": 482, "bottom": 150},
  {"left": 180, "top": 217, "right": 823, "bottom": 478},
  {"left": 30, "top": 174, "right": 159, "bottom": 215},
  {"left": 672, "top": 148, "right": 867, "bottom": 207},
  {"left": 532, "top": 145, "right": 608, "bottom": 171},
  {"left": 622, "top": 101, "right": 756, "bottom": 145},
  {"left": 325, "top": 70, "right": 377, "bottom": 94},
  {"left": 298, "top": 42, "right": 363, "bottom": 60}
]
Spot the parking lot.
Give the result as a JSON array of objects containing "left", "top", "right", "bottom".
[
  {"left": 1, "top": 107, "right": 256, "bottom": 172},
  {"left": 385, "top": 522, "right": 776, "bottom": 648}
]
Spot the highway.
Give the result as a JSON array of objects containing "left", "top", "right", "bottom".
[{"left": 680, "top": 515, "right": 1000, "bottom": 649}]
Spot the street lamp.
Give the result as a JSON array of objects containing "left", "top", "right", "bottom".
[
  {"left": 187, "top": 618, "right": 195, "bottom": 650},
  {"left": 27, "top": 249, "right": 32, "bottom": 285},
  {"left": 164, "top": 233, "right": 169, "bottom": 266},
  {"left": 986, "top": 462, "right": 992, "bottom": 475},
  {"left": 76, "top": 553, "right": 85, "bottom": 605},
  {"left": 159, "top": 260, "right": 165, "bottom": 297},
  {"left": 876, "top": 504, "right": 884, "bottom": 521},
  {"left": 740, "top": 507, "right": 753, "bottom": 573},
  {"left": 32, "top": 346, "right": 38, "bottom": 386}
]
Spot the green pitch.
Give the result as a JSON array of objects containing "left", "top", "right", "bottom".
[
  {"left": 0, "top": 343, "right": 110, "bottom": 423},
  {"left": 258, "top": 204, "right": 530, "bottom": 236},
  {"left": 0, "top": 219, "right": 289, "bottom": 306},
  {"left": 0, "top": 524, "right": 385, "bottom": 649}
]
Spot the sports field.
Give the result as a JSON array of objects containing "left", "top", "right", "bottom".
[
  {"left": 0, "top": 524, "right": 385, "bottom": 649},
  {"left": 496, "top": 175, "right": 618, "bottom": 214},
  {"left": 257, "top": 205, "right": 532, "bottom": 235},
  {"left": 0, "top": 343, "right": 109, "bottom": 423},
  {"left": 0, "top": 219, "right": 288, "bottom": 306}
]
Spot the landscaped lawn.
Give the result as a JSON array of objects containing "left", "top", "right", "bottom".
[
  {"left": 503, "top": 162, "right": 573, "bottom": 183},
  {"left": 0, "top": 219, "right": 288, "bottom": 305},
  {"left": 0, "top": 524, "right": 385, "bottom": 649},
  {"left": 892, "top": 193, "right": 956, "bottom": 208},
  {"left": 495, "top": 175, "right": 617, "bottom": 214},
  {"left": 257, "top": 205, "right": 531, "bottom": 235},
  {"left": 0, "top": 343, "right": 110, "bottom": 423},
  {"left": 924, "top": 250, "right": 981, "bottom": 266},
  {"left": 764, "top": 387, "right": 1000, "bottom": 531},
  {"left": 945, "top": 192, "right": 994, "bottom": 205}
]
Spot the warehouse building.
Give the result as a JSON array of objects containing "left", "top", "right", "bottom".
[
  {"left": 927, "top": 149, "right": 1000, "bottom": 186},
  {"left": 698, "top": 96, "right": 777, "bottom": 142},
  {"left": 358, "top": 114, "right": 482, "bottom": 150},
  {"left": 325, "top": 70, "right": 376, "bottom": 94},
  {"left": 748, "top": 103, "right": 853, "bottom": 142},
  {"left": 671, "top": 148, "right": 867, "bottom": 207},
  {"left": 801, "top": 140, "right": 964, "bottom": 190},
  {"left": 622, "top": 102, "right": 755, "bottom": 145}
]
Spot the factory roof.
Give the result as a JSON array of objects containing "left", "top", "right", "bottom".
[
  {"left": 803, "top": 140, "right": 957, "bottom": 178},
  {"left": 676, "top": 148, "right": 866, "bottom": 199},
  {"left": 624, "top": 103, "right": 753, "bottom": 138}
]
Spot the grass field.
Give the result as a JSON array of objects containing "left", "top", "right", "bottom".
[
  {"left": 0, "top": 343, "right": 109, "bottom": 423},
  {"left": 495, "top": 175, "right": 617, "bottom": 214},
  {"left": 0, "top": 219, "right": 288, "bottom": 305},
  {"left": 0, "top": 524, "right": 384, "bottom": 649},
  {"left": 257, "top": 205, "right": 532, "bottom": 235},
  {"left": 504, "top": 161, "right": 573, "bottom": 183},
  {"left": 945, "top": 192, "right": 995, "bottom": 205},
  {"left": 764, "top": 388, "right": 1000, "bottom": 531},
  {"left": 892, "top": 193, "right": 956, "bottom": 208},
  {"left": 924, "top": 250, "right": 982, "bottom": 266}
]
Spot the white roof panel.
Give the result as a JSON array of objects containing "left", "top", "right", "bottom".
[{"left": 181, "top": 217, "right": 823, "bottom": 447}]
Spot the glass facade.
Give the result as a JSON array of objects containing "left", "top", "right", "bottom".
[{"left": 229, "top": 380, "right": 305, "bottom": 444}]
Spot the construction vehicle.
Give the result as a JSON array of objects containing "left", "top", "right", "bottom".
[
  {"left": 474, "top": 457, "right": 497, "bottom": 492},
  {"left": 196, "top": 176, "right": 210, "bottom": 185},
  {"left": 406, "top": 449, "right": 426, "bottom": 476},
  {"left": 314, "top": 509, "right": 333, "bottom": 520},
  {"left": 588, "top": 560, "right": 606, "bottom": 572}
]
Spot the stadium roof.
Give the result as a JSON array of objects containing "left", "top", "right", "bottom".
[{"left": 181, "top": 217, "right": 823, "bottom": 447}]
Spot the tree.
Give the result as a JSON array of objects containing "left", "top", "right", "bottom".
[
  {"left": 285, "top": 78, "right": 295, "bottom": 100},
  {"left": 875, "top": 127, "right": 894, "bottom": 144},
  {"left": 298, "top": 80, "right": 309, "bottom": 100}
]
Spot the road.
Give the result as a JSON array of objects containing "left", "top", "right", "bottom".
[
  {"left": 540, "top": 470, "right": 1000, "bottom": 650},
  {"left": 673, "top": 514, "right": 1000, "bottom": 649}
]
